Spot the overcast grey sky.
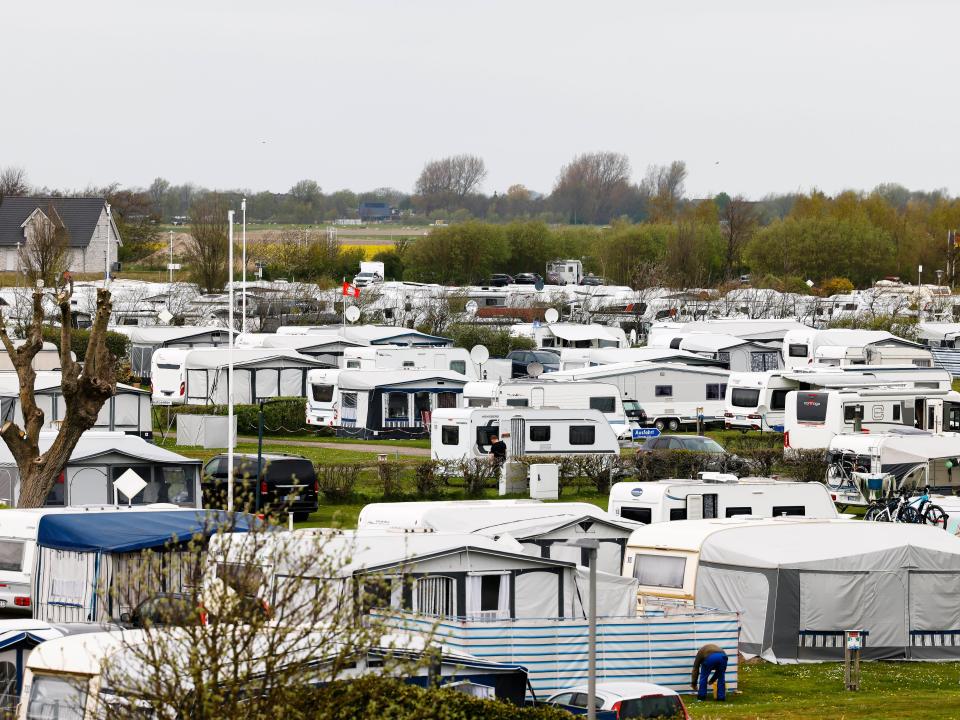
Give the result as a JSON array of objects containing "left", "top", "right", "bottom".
[{"left": 3, "top": 0, "right": 957, "bottom": 198}]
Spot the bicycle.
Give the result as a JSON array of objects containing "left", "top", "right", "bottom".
[{"left": 864, "top": 486, "right": 949, "bottom": 528}]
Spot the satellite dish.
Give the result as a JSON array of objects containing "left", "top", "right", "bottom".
[
  {"left": 465, "top": 300, "right": 479, "bottom": 316},
  {"left": 114, "top": 468, "right": 147, "bottom": 506},
  {"left": 544, "top": 308, "right": 559, "bottom": 324},
  {"left": 526, "top": 361, "right": 544, "bottom": 378},
  {"left": 534, "top": 278, "right": 545, "bottom": 291},
  {"left": 345, "top": 306, "right": 361, "bottom": 323},
  {"left": 470, "top": 345, "right": 490, "bottom": 364}
]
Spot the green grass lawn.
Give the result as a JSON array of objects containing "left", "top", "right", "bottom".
[{"left": 689, "top": 660, "right": 960, "bottom": 719}]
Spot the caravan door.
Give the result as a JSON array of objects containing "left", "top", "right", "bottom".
[
  {"left": 531, "top": 387, "right": 545, "bottom": 408},
  {"left": 510, "top": 416, "right": 526, "bottom": 457}
]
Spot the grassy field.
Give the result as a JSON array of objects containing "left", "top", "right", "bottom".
[{"left": 688, "top": 660, "right": 960, "bottom": 719}]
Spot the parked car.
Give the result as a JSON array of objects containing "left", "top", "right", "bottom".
[
  {"left": 488, "top": 273, "right": 514, "bottom": 287},
  {"left": 201, "top": 453, "right": 319, "bottom": 520},
  {"left": 352, "top": 271, "right": 382, "bottom": 288},
  {"left": 506, "top": 349, "right": 560, "bottom": 378},
  {"left": 580, "top": 274, "right": 606, "bottom": 286},
  {"left": 513, "top": 272, "right": 542, "bottom": 285},
  {"left": 545, "top": 682, "right": 689, "bottom": 719},
  {"left": 638, "top": 435, "right": 727, "bottom": 454}
]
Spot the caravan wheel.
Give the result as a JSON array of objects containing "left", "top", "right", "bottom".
[
  {"left": 668, "top": 419, "right": 680, "bottom": 431},
  {"left": 654, "top": 419, "right": 666, "bottom": 431}
]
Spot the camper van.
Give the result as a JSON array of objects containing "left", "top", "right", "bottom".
[
  {"left": 431, "top": 407, "right": 619, "bottom": 463},
  {"left": 784, "top": 387, "right": 960, "bottom": 451},
  {"left": 549, "top": 362, "right": 731, "bottom": 431},
  {"left": 463, "top": 379, "right": 635, "bottom": 438},
  {"left": 724, "top": 365, "right": 952, "bottom": 432},
  {"left": 306, "top": 368, "right": 468, "bottom": 437},
  {"left": 340, "top": 346, "right": 510, "bottom": 382},
  {"left": 151, "top": 347, "right": 189, "bottom": 405},
  {"left": 545, "top": 259, "right": 584, "bottom": 285},
  {"left": 608, "top": 479, "right": 839, "bottom": 525}
]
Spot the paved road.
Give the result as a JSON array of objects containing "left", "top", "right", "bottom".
[{"left": 159, "top": 432, "right": 430, "bottom": 457}]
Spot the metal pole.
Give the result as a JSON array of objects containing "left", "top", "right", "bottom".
[
  {"left": 241, "top": 197, "right": 247, "bottom": 332},
  {"left": 227, "top": 209, "right": 235, "bottom": 513},
  {"left": 105, "top": 202, "right": 112, "bottom": 285},
  {"left": 169, "top": 230, "right": 174, "bottom": 285},
  {"left": 588, "top": 545, "right": 597, "bottom": 720},
  {"left": 256, "top": 399, "right": 265, "bottom": 514}
]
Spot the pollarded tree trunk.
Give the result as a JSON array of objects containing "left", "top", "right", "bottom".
[{"left": 0, "top": 283, "right": 116, "bottom": 508}]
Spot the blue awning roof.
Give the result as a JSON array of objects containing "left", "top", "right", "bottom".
[{"left": 36, "top": 510, "right": 255, "bottom": 553}]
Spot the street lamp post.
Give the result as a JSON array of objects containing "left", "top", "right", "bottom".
[
  {"left": 563, "top": 538, "right": 599, "bottom": 720},
  {"left": 241, "top": 198, "right": 247, "bottom": 332},
  {"left": 227, "top": 209, "right": 235, "bottom": 512},
  {"left": 169, "top": 230, "right": 174, "bottom": 285},
  {"left": 105, "top": 202, "right": 112, "bottom": 285}
]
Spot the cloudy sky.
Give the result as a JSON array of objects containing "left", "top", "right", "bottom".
[{"left": 3, "top": 0, "right": 957, "bottom": 198}]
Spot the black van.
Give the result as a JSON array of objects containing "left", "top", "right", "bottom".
[{"left": 201, "top": 453, "right": 318, "bottom": 520}]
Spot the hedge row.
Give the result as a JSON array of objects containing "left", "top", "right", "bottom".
[
  {"left": 171, "top": 398, "right": 318, "bottom": 434},
  {"left": 41, "top": 325, "right": 130, "bottom": 362}
]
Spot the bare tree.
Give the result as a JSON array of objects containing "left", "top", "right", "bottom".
[
  {"left": 641, "top": 161, "right": 687, "bottom": 221},
  {"left": 19, "top": 203, "right": 71, "bottom": 287},
  {"left": 720, "top": 196, "right": 757, "bottom": 279},
  {"left": 414, "top": 154, "right": 487, "bottom": 211},
  {"left": 185, "top": 194, "right": 230, "bottom": 293},
  {"left": 552, "top": 152, "right": 632, "bottom": 224},
  {"left": 0, "top": 166, "right": 29, "bottom": 200},
  {"left": 0, "top": 281, "right": 116, "bottom": 507}
]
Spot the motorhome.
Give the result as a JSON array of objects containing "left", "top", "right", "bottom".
[
  {"left": 340, "top": 346, "right": 510, "bottom": 381},
  {"left": 462, "top": 379, "right": 635, "bottom": 438},
  {"left": 608, "top": 479, "right": 839, "bottom": 525},
  {"left": 306, "top": 368, "right": 468, "bottom": 437},
  {"left": 151, "top": 347, "right": 327, "bottom": 405},
  {"left": 511, "top": 323, "right": 628, "bottom": 350},
  {"left": 549, "top": 362, "right": 731, "bottom": 431},
  {"left": 557, "top": 347, "right": 721, "bottom": 371},
  {"left": 825, "top": 430, "right": 960, "bottom": 505},
  {"left": 724, "top": 365, "right": 952, "bottom": 432},
  {"left": 546, "top": 259, "right": 583, "bottom": 285},
  {"left": 781, "top": 328, "right": 930, "bottom": 368},
  {"left": 430, "top": 407, "right": 620, "bottom": 463},
  {"left": 783, "top": 387, "right": 960, "bottom": 451}
]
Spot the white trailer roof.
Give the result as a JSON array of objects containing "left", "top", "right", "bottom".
[
  {"left": 237, "top": 333, "right": 363, "bottom": 350},
  {"left": 181, "top": 347, "right": 327, "bottom": 370},
  {"left": 679, "top": 333, "right": 751, "bottom": 352},
  {"left": 335, "top": 369, "right": 469, "bottom": 391},
  {"left": 626, "top": 516, "right": 840, "bottom": 552},
  {"left": 813, "top": 329, "right": 919, "bottom": 348},
  {"left": 545, "top": 324, "right": 624, "bottom": 343},
  {"left": 0, "top": 431, "right": 199, "bottom": 467},
  {"left": 829, "top": 431, "right": 960, "bottom": 464},
  {"left": 550, "top": 361, "right": 730, "bottom": 380},
  {"left": 112, "top": 326, "right": 227, "bottom": 345},
  {"left": 0, "top": 372, "right": 147, "bottom": 397}
]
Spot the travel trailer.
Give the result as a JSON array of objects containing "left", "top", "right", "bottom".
[
  {"left": 511, "top": 323, "right": 629, "bottom": 350},
  {"left": 783, "top": 387, "right": 960, "bottom": 451},
  {"left": 557, "top": 347, "right": 721, "bottom": 371},
  {"left": 340, "top": 346, "right": 510, "bottom": 382},
  {"left": 151, "top": 347, "right": 327, "bottom": 405},
  {"left": 781, "top": 328, "right": 930, "bottom": 368},
  {"left": 608, "top": 479, "right": 839, "bottom": 525},
  {"left": 622, "top": 518, "right": 960, "bottom": 662},
  {"left": 462, "top": 379, "right": 635, "bottom": 438},
  {"left": 546, "top": 259, "right": 584, "bottom": 285},
  {"left": 306, "top": 368, "right": 468, "bottom": 437},
  {"left": 430, "top": 407, "right": 619, "bottom": 463},
  {"left": 724, "top": 365, "right": 952, "bottom": 432},
  {"left": 549, "top": 361, "right": 731, "bottom": 431}
]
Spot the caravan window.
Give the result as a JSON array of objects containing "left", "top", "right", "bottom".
[
  {"left": 771, "top": 389, "right": 788, "bottom": 411},
  {"left": 402, "top": 361, "right": 415, "bottom": 368},
  {"left": 415, "top": 576, "right": 455, "bottom": 616},
  {"left": 706, "top": 383, "right": 724, "bottom": 400},
  {"left": 441, "top": 425, "right": 460, "bottom": 445},
  {"left": 773, "top": 505, "right": 806, "bottom": 516},
  {"left": 894, "top": 404, "right": 902, "bottom": 421},
  {"left": 386, "top": 393, "right": 409, "bottom": 419},
  {"left": 476, "top": 426, "right": 499, "bottom": 450},
  {"left": 669, "top": 338, "right": 682, "bottom": 350},
  {"left": 751, "top": 351, "right": 780, "bottom": 372},
  {"left": 506, "top": 398, "right": 529, "bottom": 407},
  {"left": 725, "top": 506, "right": 752, "bottom": 518},
  {"left": 620, "top": 507, "right": 651, "bottom": 524},
  {"left": 0, "top": 541, "right": 23, "bottom": 572},
  {"left": 569, "top": 426, "right": 595, "bottom": 445},
  {"left": 311, "top": 384, "right": 334, "bottom": 403},
  {"left": 731, "top": 388, "right": 760, "bottom": 407},
  {"left": 788, "top": 344, "right": 809, "bottom": 357},
  {"left": 632, "top": 554, "right": 686, "bottom": 588},
  {"left": 589, "top": 397, "right": 616, "bottom": 413},
  {"left": 796, "top": 393, "right": 828, "bottom": 423},
  {"left": 345, "top": 360, "right": 361, "bottom": 369},
  {"left": 654, "top": 385, "right": 673, "bottom": 397},
  {"left": 26, "top": 674, "right": 88, "bottom": 720},
  {"left": 361, "top": 578, "right": 394, "bottom": 613},
  {"left": 449, "top": 360, "right": 467, "bottom": 374},
  {"left": 843, "top": 404, "right": 865, "bottom": 423},
  {"left": 436, "top": 392, "right": 457, "bottom": 408},
  {"left": 529, "top": 425, "right": 551, "bottom": 442}
]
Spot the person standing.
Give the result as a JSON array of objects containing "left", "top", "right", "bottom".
[
  {"left": 488, "top": 434, "right": 507, "bottom": 470},
  {"left": 691, "top": 643, "right": 728, "bottom": 701}
]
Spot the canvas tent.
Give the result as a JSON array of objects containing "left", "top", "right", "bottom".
[
  {"left": 112, "top": 326, "right": 230, "bottom": 380},
  {"left": 33, "top": 509, "right": 256, "bottom": 623},
  {"left": 182, "top": 348, "right": 328, "bottom": 404},
  {"left": 692, "top": 520, "right": 960, "bottom": 661}
]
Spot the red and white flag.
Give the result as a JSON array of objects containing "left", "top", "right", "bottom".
[{"left": 342, "top": 281, "right": 360, "bottom": 298}]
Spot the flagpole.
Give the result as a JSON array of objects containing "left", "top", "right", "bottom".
[{"left": 227, "top": 209, "right": 235, "bottom": 514}]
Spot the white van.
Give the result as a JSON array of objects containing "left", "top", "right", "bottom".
[
  {"left": 150, "top": 347, "right": 189, "bottom": 405},
  {"left": 431, "top": 407, "right": 620, "bottom": 463},
  {"left": 608, "top": 479, "right": 839, "bottom": 525},
  {"left": 784, "top": 387, "right": 960, "bottom": 451}
]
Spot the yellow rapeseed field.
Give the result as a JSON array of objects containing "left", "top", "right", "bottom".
[{"left": 341, "top": 243, "right": 393, "bottom": 259}]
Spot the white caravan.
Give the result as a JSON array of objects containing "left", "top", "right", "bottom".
[
  {"left": 511, "top": 323, "right": 629, "bottom": 350},
  {"left": 431, "top": 407, "right": 619, "bottom": 463},
  {"left": 463, "top": 379, "right": 635, "bottom": 439},
  {"left": 557, "top": 347, "right": 720, "bottom": 371},
  {"left": 724, "top": 365, "right": 952, "bottom": 432},
  {"left": 340, "top": 346, "right": 510, "bottom": 382},
  {"left": 549, "top": 362, "right": 731, "bottom": 431},
  {"left": 781, "top": 328, "right": 930, "bottom": 368},
  {"left": 784, "top": 387, "right": 960, "bottom": 451},
  {"left": 546, "top": 259, "right": 584, "bottom": 285},
  {"left": 306, "top": 368, "right": 468, "bottom": 436},
  {"left": 608, "top": 479, "right": 839, "bottom": 525}
]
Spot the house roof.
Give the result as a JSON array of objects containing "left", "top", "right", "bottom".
[{"left": 0, "top": 196, "right": 116, "bottom": 248}]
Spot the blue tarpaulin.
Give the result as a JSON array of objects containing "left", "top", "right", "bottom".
[{"left": 36, "top": 510, "right": 255, "bottom": 553}]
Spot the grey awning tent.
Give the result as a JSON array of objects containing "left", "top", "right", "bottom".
[{"left": 694, "top": 521, "right": 960, "bottom": 662}]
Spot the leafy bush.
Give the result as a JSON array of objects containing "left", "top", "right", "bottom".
[
  {"left": 42, "top": 325, "right": 130, "bottom": 362},
  {"left": 443, "top": 458, "right": 497, "bottom": 496},
  {"left": 377, "top": 461, "right": 404, "bottom": 498},
  {"left": 170, "top": 398, "right": 310, "bottom": 434},
  {"left": 573, "top": 454, "right": 618, "bottom": 494},
  {"left": 782, "top": 449, "right": 829, "bottom": 483},
  {"left": 314, "top": 676, "right": 571, "bottom": 720},
  {"left": 317, "top": 464, "right": 362, "bottom": 502},
  {"left": 738, "top": 448, "right": 782, "bottom": 476},
  {"left": 414, "top": 461, "right": 442, "bottom": 498},
  {"left": 445, "top": 323, "right": 536, "bottom": 358}
]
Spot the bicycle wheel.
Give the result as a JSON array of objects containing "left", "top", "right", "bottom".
[
  {"left": 864, "top": 504, "right": 884, "bottom": 522},
  {"left": 898, "top": 505, "right": 920, "bottom": 523},
  {"left": 924, "top": 504, "right": 948, "bottom": 529}
]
